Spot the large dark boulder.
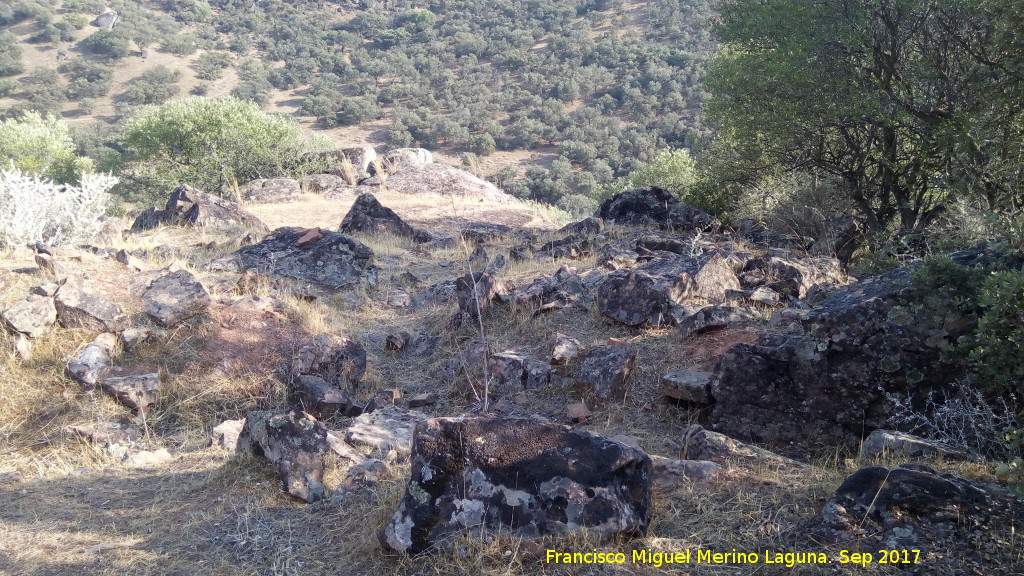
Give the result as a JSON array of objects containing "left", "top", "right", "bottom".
[
  {"left": 229, "top": 227, "right": 374, "bottom": 289},
  {"left": 597, "top": 186, "right": 718, "bottom": 232},
  {"left": 710, "top": 247, "right": 1022, "bottom": 454},
  {"left": 381, "top": 417, "right": 652, "bottom": 554},
  {"left": 339, "top": 193, "right": 418, "bottom": 239}
]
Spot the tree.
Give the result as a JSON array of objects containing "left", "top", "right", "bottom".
[
  {"left": 627, "top": 148, "right": 698, "bottom": 196},
  {"left": 0, "top": 112, "right": 93, "bottom": 183},
  {"left": 119, "top": 97, "right": 330, "bottom": 200},
  {"left": 120, "top": 66, "right": 181, "bottom": 105},
  {"left": 705, "top": 0, "right": 1024, "bottom": 238}
]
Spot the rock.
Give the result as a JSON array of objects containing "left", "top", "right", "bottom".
[
  {"left": 230, "top": 227, "right": 374, "bottom": 289},
  {"left": 54, "top": 282, "right": 129, "bottom": 332},
  {"left": 123, "top": 448, "right": 172, "bottom": 467},
  {"left": 373, "top": 163, "right": 516, "bottom": 204},
  {"left": 100, "top": 373, "right": 159, "bottom": 412},
  {"left": 119, "top": 328, "right": 152, "bottom": 349},
  {"left": 339, "top": 193, "right": 418, "bottom": 239},
  {"left": 289, "top": 334, "right": 367, "bottom": 391},
  {"left": 334, "top": 459, "right": 389, "bottom": 496},
  {"left": 597, "top": 243, "right": 639, "bottom": 270},
  {"left": 661, "top": 369, "right": 714, "bottom": 404},
  {"left": 210, "top": 419, "right": 245, "bottom": 451},
  {"left": 749, "top": 286, "right": 781, "bottom": 306},
  {"left": 140, "top": 269, "right": 211, "bottom": 327},
  {"left": 536, "top": 234, "right": 592, "bottom": 260},
  {"left": 455, "top": 271, "right": 497, "bottom": 319},
  {"left": 550, "top": 333, "right": 583, "bottom": 366},
  {"left": 558, "top": 217, "right": 603, "bottom": 236},
  {"left": 294, "top": 374, "right": 353, "bottom": 419},
  {"left": 860, "top": 429, "right": 978, "bottom": 462},
  {"left": 710, "top": 249, "right": 1012, "bottom": 453},
  {"left": 566, "top": 402, "right": 592, "bottom": 423},
  {"left": 303, "top": 173, "right": 353, "bottom": 194},
  {"left": 488, "top": 352, "right": 552, "bottom": 396},
  {"left": 34, "top": 253, "right": 66, "bottom": 280},
  {"left": 363, "top": 388, "right": 402, "bottom": 414},
  {"left": 237, "top": 408, "right": 330, "bottom": 503},
  {"left": 382, "top": 147, "right": 433, "bottom": 172},
  {"left": 577, "top": 345, "right": 636, "bottom": 400},
  {"left": 3, "top": 295, "right": 57, "bottom": 337},
  {"left": 92, "top": 11, "right": 118, "bottom": 28},
  {"left": 14, "top": 333, "right": 31, "bottom": 361},
  {"left": 131, "top": 184, "right": 269, "bottom": 233},
  {"left": 676, "top": 305, "right": 761, "bottom": 339},
  {"left": 597, "top": 186, "right": 718, "bottom": 232},
  {"left": 29, "top": 283, "right": 60, "bottom": 297},
  {"left": 240, "top": 177, "right": 302, "bottom": 204},
  {"left": 513, "top": 266, "right": 588, "bottom": 314},
  {"left": 679, "top": 425, "right": 806, "bottom": 468},
  {"left": 344, "top": 406, "right": 426, "bottom": 461},
  {"left": 651, "top": 456, "right": 721, "bottom": 490},
  {"left": 380, "top": 417, "right": 652, "bottom": 554},
  {"left": 67, "top": 333, "right": 117, "bottom": 390},
  {"left": 816, "top": 464, "right": 1018, "bottom": 556},
  {"left": 407, "top": 393, "right": 438, "bottom": 408},
  {"left": 304, "top": 147, "right": 377, "bottom": 180},
  {"left": 67, "top": 419, "right": 141, "bottom": 447},
  {"left": 387, "top": 289, "right": 411, "bottom": 308}
]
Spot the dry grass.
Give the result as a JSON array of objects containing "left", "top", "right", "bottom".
[{"left": 1, "top": 195, "right": 1021, "bottom": 576}]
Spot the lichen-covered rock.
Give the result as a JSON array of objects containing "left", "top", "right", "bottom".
[
  {"left": 551, "top": 333, "right": 583, "bottom": 366},
  {"left": 381, "top": 417, "right": 652, "bottom": 554},
  {"left": 140, "top": 269, "right": 211, "bottom": 327},
  {"left": 67, "top": 333, "right": 117, "bottom": 390},
  {"left": 661, "top": 369, "right": 714, "bottom": 404},
  {"left": 860, "top": 429, "right": 978, "bottom": 462},
  {"left": 237, "top": 408, "right": 329, "bottom": 503},
  {"left": 597, "top": 186, "right": 718, "bottom": 232},
  {"left": 100, "top": 373, "right": 159, "bottom": 412},
  {"left": 488, "top": 351, "right": 552, "bottom": 395},
  {"left": 344, "top": 406, "right": 426, "bottom": 461},
  {"left": 2, "top": 295, "right": 57, "bottom": 338},
  {"left": 54, "top": 282, "right": 129, "bottom": 332},
  {"left": 240, "top": 177, "right": 302, "bottom": 204},
  {"left": 339, "top": 193, "right": 418, "bottom": 238},
  {"left": 577, "top": 344, "right": 636, "bottom": 400},
  {"left": 455, "top": 271, "right": 497, "bottom": 319},
  {"left": 289, "top": 334, "right": 367, "bottom": 391},
  {"left": 294, "top": 374, "right": 354, "bottom": 419},
  {"left": 230, "top": 227, "right": 374, "bottom": 289},
  {"left": 131, "top": 184, "right": 269, "bottom": 233}
]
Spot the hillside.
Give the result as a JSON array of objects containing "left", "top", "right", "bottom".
[{"left": 0, "top": 0, "right": 716, "bottom": 206}]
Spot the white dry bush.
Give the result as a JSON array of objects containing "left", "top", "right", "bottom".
[
  {"left": 885, "top": 381, "right": 1021, "bottom": 460},
  {"left": 0, "top": 167, "right": 117, "bottom": 247}
]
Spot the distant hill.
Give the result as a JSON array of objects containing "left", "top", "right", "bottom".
[{"left": 0, "top": 0, "right": 716, "bottom": 206}]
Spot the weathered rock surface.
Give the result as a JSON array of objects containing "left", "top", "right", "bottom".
[
  {"left": 816, "top": 464, "right": 1023, "bottom": 569},
  {"left": 488, "top": 351, "right": 552, "bottom": 396},
  {"left": 100, "top": 373, "right": 159, "bottom": 412},
  {"left": 227, "top": 227, "right": 374, "bottom": 289},
  {"left": 661, "top": 369, "right": 714, "bottom": 404},
  {"left": 237, "top": 408, "right": 330, "bottom": 503},
  {"left": 68, "top": 333, "right": 117, "bottom": 389},
  {"left": 240, "top": 177, "right": 302, "bottom": 204},
  {"left": 210, "top": 418, "right": 245, "bottom": 451},
  {"left": 679, "top": 425, "right": 806, "bottom": 467},
  {"left": 289, "top": 334, "right": 367, "bottom": 391},
  {"left": 131, "top": 184, "right": 269, "bottom": 233},
  {"left": 651, "top": 456, "right": 721, "bottom": 490},
  {"left": 303, "top": 174, "right": 355, "bottom": 195},
  {"left": 294, "top": 374, "right": 354, "bottom": 419},
  {"left": 577, "top": 344, "right": 636, "bottom": 400},
  {"left": 3, "top": 295, "right": 57, "bottom": 337},
  {"left": 550, "top": 333, "right": 583, "bottom": 366},
  {"left": 344, "top": 406, "right": 426, "bottom": 461},
  {"left": 140, "top": 269, "right": 211, "bottom": 327},
  {"left": 860, "top": 429, "right": 978, "bottom": 462},
  {"left": 381, "top": 417, "right": 652, "bottom": 554},
  {"left": 382, "top": 147, "right": 433, "bottom": 172},
  {"left": 375, "top": 163, "right": 517, "bottom": 203},
  {"left": 597, "top": 187, "right": 718, "bottom": 232},
  {"left": 67, "top": 419, "right": 141, "bottom": 447},
  {"left": 513, "top": 266, "right": 589, "bottom": 314},
  {"left": 710, "top": 248, "right": 1019, "bottom": 453},
  {"left": 54, "top": 282, "right": 129, "bottom": 332},
  {"left": 676, "top": 305, "right": 761, "bottom": 339},
  {"left": 339, "top": 193, "right": 421, "bottom": 240}
]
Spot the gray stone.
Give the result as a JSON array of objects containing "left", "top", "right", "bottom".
[
  {"left": 381, "top": 417, "right": 652, "bottom": 554},
  {"left": 132, "top": 184, "right": 269, "bottom": 233},
  {"left": 344, "top": 406, "right": 426, "bottom": 461},
  {"left": 231, "top": 227, "right": 374, "bottom": 289},
  {"left": 67, "top": 419, "right": 141, "bottom": 447},
  {"left": 54, "top": 282, "right": 129, "bottom": 332},
  {"left": 382, "top": 147, "right": 433, "bottom": 172},
  {"left": 141, "top": 269, "right": 210, "bottom": 327},
  {"left": 597, "top": 186, "right": 718, "bottom": 232},
  {"left": 551, "top": 333, "right": 583, "bottom": 366},
  {"left": 676, "top": 305, "right": 761, "bottom": 339},
  {"left": 100, "top": 373, "right": 159, "bottom": 412},
  {"left": 210, "top": 419, "right": 245, "bottom": 451},
  {"left": 30, "top": 283, "right": 60, "bottom": 297},
  {"left": 407, "top": 393, "right": 438, "bottom": 408},
  {"left": 67, "top": 333, "right": 117, "bottom": 389},
  {"left": 14, "top": 333, "right": 31, "bottom": 361},
  {"left": 237, "top": 408, "right": 330, "bottom": 503},
  {"left": 577, "top": 344, "right": 636, "bottom": 400},
  {"left": 339, "top": 193, "right": 420, "bottom": 239},
  {"left": 679, "top": 425, "right": 806, "bottom": 468},
  {"left": 119, "top": 327, "right": 152, "bottom": 349},
  {"left": 240, "top": 177, "right": 302, "bottom": 204},
  {"left": 749, "top": 286, "right": 781, "bottom": 306},
  {"left": 488, "top": 352, "right": 552, "bottom": 396},
  {"left": 651, "top": 456, "right": 721, "bottom": 490},
  {"left": 289, "top": 334, "right": 367, "bottom": 391},
  {"left": 860, "top": 429, "right": 978, "bottom": 462},
  {"left": 3, "top": 295, "right": 56, "bottom": 338},
  {"left": 34, "top": 253, "right": 66, "bottom": 280},
  {"left": 661, "top": 369, "right": 714, "bottom": 404}
]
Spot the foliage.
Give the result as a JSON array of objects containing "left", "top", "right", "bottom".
[
  {"left": 118, "top": 96, "right": 329, "bottom": 202},
  {"left": 0, "top": 167, "right": 116, "bottom": 246},
  {"left": 120, "top": 65, "right": 182, "bottom": 105},
  {"left": 0, "top": 112, "right": 93, "bottom": 183},
  {"left": 83, "top": 28, "right": 134, "bottom": 59},
  {"left": 0, "top": 31, "right": 23, "bottom": 77},
  {"left": 627, "top": 148, "right": 697, "bottom": 196},
  {"left": 192, "top": 51, "right": 232, "bottom": 80}
]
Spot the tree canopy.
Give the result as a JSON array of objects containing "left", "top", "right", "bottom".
[{"left": 0, "top": 111, "right": 92, "bottom": 183}]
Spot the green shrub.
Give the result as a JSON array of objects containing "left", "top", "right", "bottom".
[{"left": 0, "top": 111, "right": 93, "bottom": 183}]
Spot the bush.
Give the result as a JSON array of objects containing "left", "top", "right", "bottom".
[
  {"left": 627, "top": 148, "right": 697, "bottom": 196},
  {"left": 0, "top": 111, "right": 92, "bottom": 183},
  {"left": 0, "top": 168, "right": 116, "bottom": 246},
  {"left": 83, "top": 28, "right": 133, "bottom": 59},
  {"left": 120, "top": 66, "right": 181, "bottom": 105},
  {"left": 192, "top": 51, "right": 231, "bottom": 80}
]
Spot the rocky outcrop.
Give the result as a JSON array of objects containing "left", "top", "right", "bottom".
[
  {"left": 3, "top": 295, "right": 57, "bottom": 338},
  {"left": 304, "top": 147, "right": 377, "bottom": 179},
  {"left": 237, "top": 408, "right": 330, "bottom": 503},
  {"left": 381, "top": 417, "right": 652, "bottom": 554},
  {"left": 338, "top": 193, "right": 424, "bottom": 240},
  {"left": 289, "top": 334, "right": 367, "bottom": 391},
  {"left": 131, "top": 185, "right": 269, "bottom": 233},
  {"left": 382, "top": 147, "right": 433, "bottom": 172},
  {"left": 711, "top": 248, "right": 1017, "bottom": 454},
  {"left": 240, "top": 178, "right": 302, "bottom": 204},
  {"left": 860, "top": 429, "right": 978, "bottom": 462},
  {"left": 597, "top": 187, "right": 718, "bottom": 232},
  {"left": 226, "top": 227, "right": 375, "bottom": 289},
  {"left": 577, "top": 344, "right": 636, "bottom": 400}
]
